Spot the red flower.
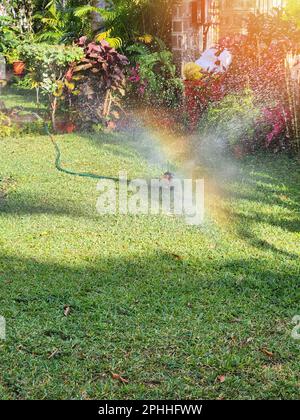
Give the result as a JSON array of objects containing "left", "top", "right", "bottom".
[{"left": 262, "top": 105, "right": 290, "bottom": 144}]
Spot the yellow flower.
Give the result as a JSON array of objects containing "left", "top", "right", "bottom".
[
  {"left": 183, "top": 63, "right": 203, "bottom": 81},
  {"left": 138, "top": 34, "right": 153, "bottom": 44}
]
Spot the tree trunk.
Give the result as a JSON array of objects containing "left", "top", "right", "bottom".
[
  {"left": 51, "top": 96, "right": 58, "bottom": 132},
  {"left": 92, "top": 0, "right": 106, "bottom": 32}
]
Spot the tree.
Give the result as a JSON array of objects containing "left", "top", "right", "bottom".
[
  {"left": 2, "top": 0, "right": 34, "bottom": 33},
  {"left": 74, "top": 0, "right": 178, "bottom": 47},
  {"left": 33, "top": 0, "right": 93, "bottom": 43}
]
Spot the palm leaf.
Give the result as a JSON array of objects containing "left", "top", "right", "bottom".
[
  {"left": 74, "top": 5, "right": 115, "bottom": 21},
  {"left": 36, "top": 30, "right": 62, "bottom": 42},
  {"left": 95, "top": 30, "right": 123, "bottom": 49}
]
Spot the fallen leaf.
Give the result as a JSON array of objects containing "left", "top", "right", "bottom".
[
  {"left": 64, "top": 305, "right": 71, "bottom": 317},
  {"left": 279, "top": 194, "right": 288, "bottom": 201},
  {"left": 171, "top": 253, "right": 183, "bottom": 261},
  {"left": 112, "top": 373, "right": 129, "bottom": 384},
  {"left": 261, "top": 348, "right": 274, "bottom": 358},
  {"left": 217, "top": 375, "right": 226, "bottom": 383}
]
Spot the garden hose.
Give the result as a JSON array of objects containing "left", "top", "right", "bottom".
[
  {"left": 44, "top": 124, "right": 126, "bottom": 183},
  {"left": 45, "top": 125, "right": 174, "bottom": 184}
]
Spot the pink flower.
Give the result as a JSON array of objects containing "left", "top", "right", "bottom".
[{"left": 262, "top": 105, "right": 290, "bottom": 144}]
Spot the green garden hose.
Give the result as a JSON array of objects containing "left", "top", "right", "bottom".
[
  {"left": 45, "top": 124, "right": 124, "bottom": 183},
  {"left": 45, "top": 124, "right": 172, "bottom": 184}
]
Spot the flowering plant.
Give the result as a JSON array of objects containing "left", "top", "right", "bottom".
[
  {"left": 183, "top": 63, "right": 203, "bottom": 81},
  {"left": 128, "top": 65, "right": 148, "bottom": 95},
  {"left": 259, "top": 105, "right": 291, "bottom": 149},
  {"left": 216, "top": 12, "right": 300, "bottom": 152}
]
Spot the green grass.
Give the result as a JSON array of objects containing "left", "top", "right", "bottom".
[{"left": 0, "top": 89, "right": 299, "bottom": 400}]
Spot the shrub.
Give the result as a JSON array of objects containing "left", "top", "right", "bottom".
[
  {"left": 126, "top": 46, "right": 183, "bottom": 108},
  {"left": 221, "top": 12, "right": 300, "bottom": 152},
  {"left": 0, "top": 109, "right": 46, "bottom": 138},
  {"left": 0, "top": 112, "right": 14, "bottom": 138},
  {"left": 198, "top": 89, "right": 260, "bottom": 150},
  {"left": 65, "top": 37, "right": 129, "bottom": 128},
  {"left": 21, "top": 42, "right": 84, "bottom": 128},
  {"left": 0, "top": 15, "right": 20, "bottom": 55}
]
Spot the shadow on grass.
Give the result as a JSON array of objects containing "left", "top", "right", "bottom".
[
  {"left": 0, "top": 250, "right": 298, "bottom": 399},
  {"left": 0, "top": 191, "right": 95, "bottom": 220},
  {"left": 0, "top": 251, "right": 298, "bottom": 308},
  {"left": 207, "top": 154, "right": 300, "bottom": 254}
]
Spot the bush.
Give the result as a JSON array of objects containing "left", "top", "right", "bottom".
[
  {"left": 65, "top": 37, "right": 129, "bottom": 128},
  {"left": 198, "top": 89, "right": 260, "bottom": 150},
  {"left": 21, "top": 42, "right": 84, "bottom": 127},
  {"left": 221, "top": 12, "right": 300, "bottom": 153},
  {"left": 0, "top": 112, "right": 14, "bottom": 138},
  {"left": 0, "top": 15, "right": 20, "bottom": 55},
  {"left": 0, "top": 109, "right": 45, "bottom": 138},
  {"left": 126, "top": 45, "right": 183, "bottom": 108}
]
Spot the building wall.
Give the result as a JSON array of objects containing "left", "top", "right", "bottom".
[
  {"left": 172, "top": 1, "right": 219, "bottom": 67},
  {"left": 219, "top": 0, "right": 285, "bottom": 38},
  {"left": 172, "top": 0, "right": 285, "bottom": 67}
]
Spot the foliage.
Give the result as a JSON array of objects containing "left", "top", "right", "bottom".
[
  {"left": 0, "top": 15, "right": 21, "bottom": 55},
  {"left": 126, "top": 46, "right": 183, "bottom": 108},
  {"left": 21, "top": 42, "right": 83, "bottom": 94},
  {"left": 94, "top": 29, "right": 123, "bottom": 49},
  {"left": 21, "top": 42, "right": 84, "bottom": 127},
  {"left": 32, "top": 0, "right": 172, "bottom": 48},
  {"left": 65, "top": 37, "right": 129, "bottom": 127},
  {"left": 220, "top": 11, "right": 300, "bottom": 153},
  {"left": 34, "top": 0, "right": 73, "bottom": 43},
  {"left": 127, "top": 64, "right": 147, "bottom": 96},
  {"left": 198, "top": 89, "right": 260, "bottom": 148},
  {"left": 74, "top": 36, "right": 128, "bottom": 92},
  {"left": 1, "top": 0, "right": 34, "bottom": 34},
  {"left": 0, "top": 111, "right": 14, "bottom": 137},
  {"left": 0, "top": 110, "right": 45, "bottom": 137},
  {"left": 223, "top": 13, "right": 297, "bottom": 99},
  {"left": 4, "top": 44, "right": 22, "bottom": 63},
  {"left": 74, "top": 0, "right": 177, "bottom": 47},
  {"left": 285, "top": 0, "right": 300, "bottom": 28},
  {"left": 32, "top": 1, "right": 123, "bottom": 47},
  {"left": 260, "top": 105, "right": 291, "bottom": 150},
  {"left": 33, "top": 0, "right": 89, "bottom": 44}
]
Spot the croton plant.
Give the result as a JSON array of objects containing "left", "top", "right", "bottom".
[{"left": 65, "top": 37, "right": 129, "bottom": 128}]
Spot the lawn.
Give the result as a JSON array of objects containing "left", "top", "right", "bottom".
[{"left": 0, "top": 89, "right": 299, "bottom": 400}]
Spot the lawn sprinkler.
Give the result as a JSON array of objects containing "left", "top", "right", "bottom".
[
  {"left": 161, "top": 171, "right": 174, "bottom": 182},
  {"left": 159, "top": 171, "right": 176, "bottom": 194},
  {"left": 160, "top": 172, "right": 176, "bottom": 191},
  {"left": 160, "top": 161, "right": 175, "bottom": 184}
]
